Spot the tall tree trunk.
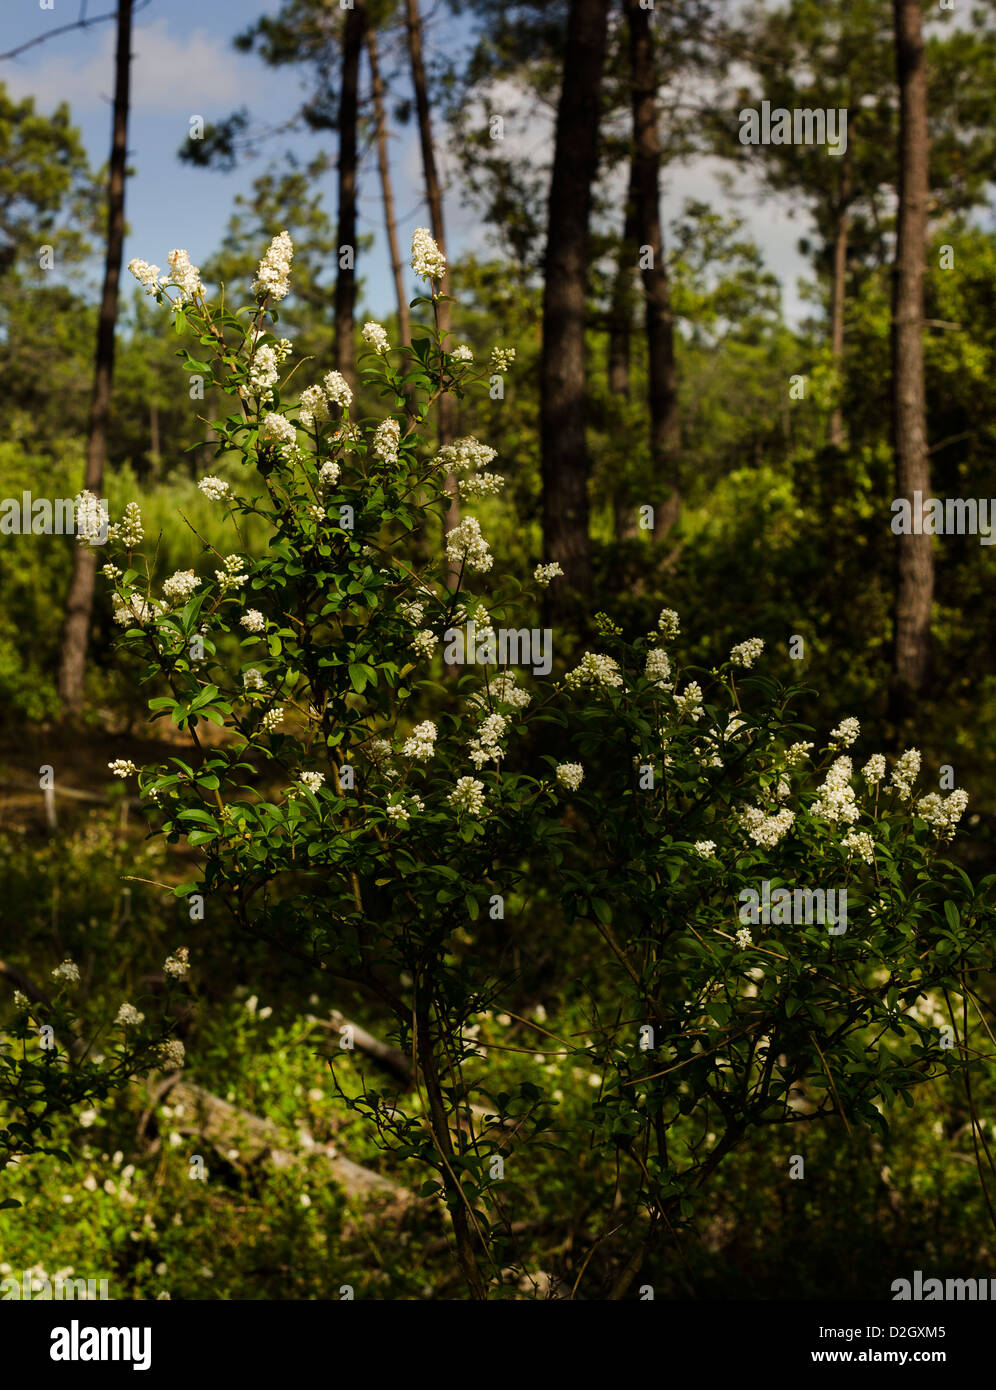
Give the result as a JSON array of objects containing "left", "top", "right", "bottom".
[
  {"left": 57, "top": 0, "right": 133, "bottom": 712},
  {"left": 367, "top": 28, "right": 410, "bottom": 347},
  {"left": 626, "top": 0, "right": 679, "bottom": 543},
  {"left": 539, "top": 0, "right": 610, "bottom": 598},
  {"left": 610, "top": 171, "right": 639, "bottom": 542},
  {"left": 889, "top": 0, "right": 932, "bottom": 716},
  {"left": 828, "top": 147, "right": 852, "bottom": 450},
  {"left": 404, "top": 0, "right": 459, "bottom": 576},
  {"left": 334, "top": 1, "right": 366, "bottom": 388}
]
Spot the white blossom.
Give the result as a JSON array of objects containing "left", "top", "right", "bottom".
[
  {"left": 252, "top": 231, "right": 294, "bottom": 301},
  {"left": 729, "top": 637, "right": 764, "bottom": 669},
  {"left": 448, "top": 776, "right": 486, "bottom": 816},
  {"left": 52, "top": 959, "right": 80, "bottom": 987},
  {"left": 198, "top": 476, "right": 231, "bottom": 502},
  {"left": 555, "top": 762, "right": 584, "bottom": 791},
  {"left": 411, "top": 226, "right": 446, "bottom": 282},
  {"left": 445, "top": 516, "right": 493, "bottom": 573},
  {"left": 534, "top": 562, "right": 564, "bottom": 587},
  {"left": 362, "top": 321, "right": 390, "bottom": 353}
]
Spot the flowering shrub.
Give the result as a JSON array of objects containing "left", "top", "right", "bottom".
[{"left": 79, "top": 230, "right": 996, "bottom": 1298}]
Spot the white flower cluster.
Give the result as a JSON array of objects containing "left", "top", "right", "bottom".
[
  {"left": 730, "top": 637, "right": 764, "bottom": 669},
  {"left": 297, "top": 772, "right": 326, "bottom": 795},
  {"left": 259, "top": 412, "right": 297, "bottom": 454},
  {"left": 534, "top": 562, "right": 564, "bottom": 587},
  {"left": 318, "top": 460, "right": 341, "bottom": 489},
  {"left": 166, "top": 248, "right": 204, "bottom": 303},
  {"left": 386, "top": 793, "right": 425, "bottom": 824},
  {"left": 459, "top": 472, "right": 505, "bottom": 499},
  {"left": 198, "top": 476, "right": 231, "bottom": 502},
  {"left": 738, "top": 803, "right": 795, "bottom": 849},
  {"left": 451, "top": 344, "right": 473, "bottom": 362},
  {"left": 261, "top": 707, "right": 284, "bottom": 733},
  {"left": 657, "top": 609, "right": 680, "bottom": 640},
  {"left": 674, "top": 681, "right": 705, "bottom": 721},
  {"left": 241, "top": 609, "right": 266, "bottom": 634},
  {"left": 112, "top": 594, "right": 163, "bottom": 627},
  {"left": 556, "top": 762, "right": 584, "bottom": 791},
  {"left": 362, "top": 321, "right": 390, "bottom": 354},
  {"left": 128, "top": 258, "right": 161, "bottom": 294},
  {"left": 116, "top": 1002, "right": 144, "bottom": 1027},
  {"left": 811, "top": 756, "right": 859, "bottom": 825},
  {"left": 108, "top": 759, "right": 139, "bottom": 778},
  {"left": 157, "top": 1040, "right": 186, "bottom": 1070},
  {"left": 107, "top": 501, "right": 144, "bottom": 548},
  {"left": 52, "top": 959, "right": 81, "bottom": 987},
  {"left": 862, "top": 754, "right": 886, "bottom": 784},
  {"left": 448, "top": 776, "right": 486, "bottom": 816},
  {"left": 162, "top": 569, "right": 200, "bottom": 605},
  {"left": 298, "top": 371, "right": 353, "bottom": 429},
  {"left": 373, "top": 417, "right": 401, "bottom": 463},
  {"left": 468, "top": 713, "right": 507, "bottom": 769},
  {"left": 829, "top": 717, "right": 860, "bottom": 749},
  {"left": 252, "top": 231, "right": 294, "bottom": 301},
  {"left": 785, "top": 741, "right": 814, "bottom": 767},
  {"left": 246, "top": 340, "right": 290, "bottom": 400},
  {"left": 398, "top": 599, "right": 425, "bottom": 626},
  {"left": 411, "top": 629, "right": 438, "bottom": 657},
  {"left": 243, "top": 668, "right": 266, "bottom": 691},
  {"left": 889, "top": 749, "right": 921, "bottom": 799},
  {"left": 564, "top": 652, "right": 623, "bottom": 690},
  {"left": 163, "top": 947, "right": 189, "bottom": 979},
  {"left": 436, "top": 437, "right": 497, "bottom": 475},
  {"left": 445, "top": 516, "right": 493, "bottom": 573},
  {"left": 735, "top": 926, "right": 753, "bottom": 950},
  {"left": 411, "top": 226, "right": 446, "bottom": 282},
  {"left": 841, "top": 829, "right": 875, "bottom": 864},
  {"left": 645, "top": 648, "right": 672, "bottom": 689},
  {"left": 74, "top": 490, "right": 107, "bottom": 545},
  {"left": 403, "top": 720, "right": 437, "bottom": 761},
  {"left": 694, "top": 840, "right": 717, "bottom": 859},
  {"left": 215, "top": 554, "right": 248, "bottom": 592},
  {"left": 916, "top": 789, "right": 969, "bottom": 839},
  {"left": 491, "top": 347, "right": 515, "bottom": 373},
  {"left": 470, "top": 671, "right": 532, "bottom": 712}
]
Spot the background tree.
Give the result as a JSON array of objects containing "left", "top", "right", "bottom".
[{"left": 57, "top": 0, "right": 134, "bottom": 711}]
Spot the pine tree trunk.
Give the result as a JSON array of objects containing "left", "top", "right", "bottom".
[
  {"left": 626, "top": 0, "right": 679, "bottom": 542},
  {"left": 890, "top": 0, "right": 933, "bottom": 714},
  {"left": 367, "top": 28, "right": 410, "bottom": 347},
  {"left": 334, "top": 1, "right": 366, "bottom": 388},
  {"left": 57, "top": 0, "right": 133, "bottom": 712},
  {"left": 828, "top": 148, "right": 851, "bottom": 450},
  {"left": 539, "top": 0, "right": 610, "bottom": 598},
  {"left": 610, "top": 170, "right": 639, "bottom": 541},
  {"left": 405, "top": 0, "right": 459, "bottom": 576}
]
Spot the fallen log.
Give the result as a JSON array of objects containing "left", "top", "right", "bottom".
[{"left": 158, "top": 1077, "right": 414, "bottom": 1204}]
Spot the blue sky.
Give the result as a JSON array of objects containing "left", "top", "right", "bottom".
[{"left": 0, "top": 0, "right": 815, "bottom": 323}]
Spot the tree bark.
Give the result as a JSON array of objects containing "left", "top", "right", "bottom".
[
  {"left": 367, "top": 28, "right": 410, "bottom": 347},
  {"left": 610, "top": 170, "right": 640, "bottom": 541},
  {"left": 540, "top": 0, "right": 611, "bottom": 598},
  {"left": 828, "top": 146, "right": 851, "bottom": 450},
  {"left": 889, "top": 0, "right": 933, "bottom": 715},
  {"left": 57, "top": 0, "right": 133, "bottom": 711},
  {"left": 626, "top": 0, "right": 680, "bottom": 542},
  {"left": 334, "top": 1, "right": 366, "bottom": 388},
  {"left": 404, "top": 0, "right": 459, "bottom": 572}
]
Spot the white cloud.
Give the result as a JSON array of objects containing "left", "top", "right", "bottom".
[{"left": 5, "top": 17, "right": 243, "bottom": 114}]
